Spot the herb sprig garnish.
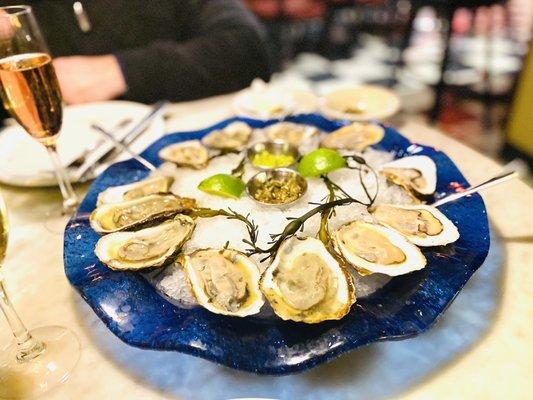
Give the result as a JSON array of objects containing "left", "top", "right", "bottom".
[
  {"left": 318, "top": 175, "right": 337, "bottom": 245},
  {"left": 343, "top": 154, "right": 379, "bottom": 205},
  {"left": 192, "top": 207, "right": 259, "bottom": 252},
  {"left": 230, "top": 156, "right": 247, "bottom": 179},
  {"left": 246, "top": 154, "right": 378, "bottom": 260},
  {"left": 193, "top": 153, "right": 379, "bottom": 261}
]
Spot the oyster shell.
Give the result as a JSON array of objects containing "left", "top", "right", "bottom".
[
  {"left": 371, "top": 204, "right": 459, "bottom": 247},
  {"left": 332, "top": 220, "right": 426, "bottom": 276},
  {"left": 260, "top": 237, "right": 355, "bottom": 324},
  {"left": 96, "top": 175, "right": 174, "bottom": 206},
  {"left": 320, "top": 122, "right": 384, "bottom": 152},
  {"left": 201, "top": 122, "right": 252, "bottom": 150},
  {"left": 158, "top": 140, "right": 209, "bottom": 169},
  {"left": 265, "top": 122, "right": 318, "bottom": 146},
  {"left": 90, "top": 194, "right": 196, "bottom": 234},
  {"left": 180, "top": 248, "right": 264, "bottom": 317},
  {"left": 379, "top": 155, "right": 437, "bottom": 196},
  {"left": 94, "top": 215, "right": 195, "bottom": 271}
]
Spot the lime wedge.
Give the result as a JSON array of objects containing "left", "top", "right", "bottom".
[
  {"left": 198, "top": 174, "right": 245, "bottom": 199},
  {"left": 297, "top": 148, "right": 347, "bottom": 177}
]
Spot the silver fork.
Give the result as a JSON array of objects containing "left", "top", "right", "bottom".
[
  {"left": 433, "top": 170, "right": 518, "bottom": 207},
  {"left": 67, "top": 118, "right": 132, "bottom": 168}
]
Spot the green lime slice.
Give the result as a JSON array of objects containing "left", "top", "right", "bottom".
[
  {"left": 297, "top": 148, "right": 347, "bottom": 177},
  {"left": 198, "top": 174, "right": 246, "bottom": 199}
]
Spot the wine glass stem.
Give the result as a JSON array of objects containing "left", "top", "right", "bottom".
[
  {"left": 0, "top": 274, "right": 46, "bottom": 362},
  {"left": 46, "top": 145, "right": 79, "bottom": 214}
]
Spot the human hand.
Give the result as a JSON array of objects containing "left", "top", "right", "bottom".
[
  {"left": 53, "top": 55, "right": 126, "bottom": 104},
  {"left": 0, "top": 10, "right": 15, "bottom": 40}
]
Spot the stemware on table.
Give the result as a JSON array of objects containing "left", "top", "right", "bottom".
[{"left": 0, "top": 5, "right": 78, "bottom": 213}]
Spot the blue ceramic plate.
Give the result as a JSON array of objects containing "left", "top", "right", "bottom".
[{"left": 64, "top": 114, "right": 490, "bottom": 375}]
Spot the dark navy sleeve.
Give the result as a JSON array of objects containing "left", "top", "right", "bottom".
[{"left": 114, "top": 0, "right": 272, "bottom": 103}]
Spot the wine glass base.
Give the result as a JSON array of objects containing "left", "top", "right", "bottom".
[
  {"left": 43, "top": 207, "right": 71, "bottom": 235},
  {"left": 0, "top": 326, "right": 80, "bottom": 399}
]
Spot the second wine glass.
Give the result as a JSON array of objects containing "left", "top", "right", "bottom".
[{"left": 0, "top": 190, "right": 80, "bottom": 399}]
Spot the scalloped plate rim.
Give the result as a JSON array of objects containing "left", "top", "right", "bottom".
[{"left": 64, "top": 113, "right": 490, "bottom": 375}]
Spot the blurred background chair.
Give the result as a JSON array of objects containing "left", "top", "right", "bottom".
[{"left": 397, "top": 0, "right": 506, "bottom": 121}]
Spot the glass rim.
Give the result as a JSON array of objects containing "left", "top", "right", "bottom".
[{"left": 0, "top": 5, "right": 33, "bottom": 16}]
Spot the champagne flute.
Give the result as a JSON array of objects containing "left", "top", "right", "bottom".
[
  {"left": 0, "top": 5, "right": 78, "bottom": 214},
  {"left": 0, "top": 191, "right": 80, "bottom": 399}
]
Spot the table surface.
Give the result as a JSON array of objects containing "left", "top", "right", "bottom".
[{"left": 0, "top": 93, "right": 531, "bottom": 400}]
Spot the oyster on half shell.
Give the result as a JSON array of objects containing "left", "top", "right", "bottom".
[
  {"left": 90, "top": 194, "right": 196, "bottom": 234},
  {"left": 201, "top": 122, "right": 252, "bottom": 150},
  {"left": 260, "top": 236, "right": 355, "bottom": 324},
  {"left": 95, "top": 214, "right": 195, "bottom": 271},
  {"left": 371, "top": 204, "right": 459, "bottom": 247},
  {"left": 332, "top": 220, "right": 426, "bottom": 276},
  {"left": 158, "top": 140, "right": 209, "bottom": 169},
  {"left": 265, "top": 122, "right": 318, "bottom": 146},
  {"left": 96, "top": 175, "right": 174, "bottom": 206},
  {"left": 321, "top": 122, "right": 384, "bottom": 152},
  {"left": 180, "top": 248, "right": 264, "bottom": 317},
  {"left": 379, "top": 155, "right": 437, "bottom": 196}
]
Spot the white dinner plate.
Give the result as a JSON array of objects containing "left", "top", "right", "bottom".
[
  {"left": 320, "top": 85, "right": 401, "bottom": 121},
  {"left": 0, "top": 101, "right": 165, "bottom": 187}
]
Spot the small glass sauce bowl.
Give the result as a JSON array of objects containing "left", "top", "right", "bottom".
[
  {"left": 246, "top": 168, "right": 307, "bottom": 206},
  {"left": 247, "top": 141, "right": 299, "bottom": 170}
]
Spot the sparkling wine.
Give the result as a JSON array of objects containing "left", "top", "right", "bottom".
[{"left": 0, "top": 52, "right": 62, "bottom": 147}]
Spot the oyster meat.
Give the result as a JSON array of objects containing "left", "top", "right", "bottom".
[
  {"left": 95, "top": 215, "right": 195, "bottom": 271},
  {"left": 260, "top": 237, "right": 355, "bottom": 324},
  {"left": 90, "top": 194, "right": 196, "bottom": 234},
  {"left": 332, "top": 220, "right": 426, "bottom": 276},
  {"left": 180, "top": 248, "right": 264, "bottom": 317},
  {"left": 201, "top": 122, "right": 252, "bottom": 150},
  {"left": 266, "top": 122, "right": 318, "bottom": 146},
  {"left": 321, "top": 122, "right": 384, "bottom": 152},
  {"left": 379, "top": 155, "right": 437, "bottom": 196},
  {"left": 371, "top": 204, "right": 459, "bottom": 246},
  {"left": 96, "top": 175, "right": 174, "bottom": 206},
  {"left": 158, "top": 140, "right": 209, "bottom": 169}
]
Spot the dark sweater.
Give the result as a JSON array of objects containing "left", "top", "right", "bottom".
[{"left": 2, "top": 0, "right": 271, "bottom": 103}]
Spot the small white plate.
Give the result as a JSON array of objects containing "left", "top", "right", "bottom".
[
  {"left": 320, "top": 85, "right": 401, "bottom": 121},
  {"left": 0, "top": 101, "right": 165, "bottom": 187},
  {"left": 233, "top": 79, "right": 318, "bottom": 120}
]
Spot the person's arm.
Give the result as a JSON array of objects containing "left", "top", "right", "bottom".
[{"left": 114, "top": 0, "right": 271, "bottom": 103}]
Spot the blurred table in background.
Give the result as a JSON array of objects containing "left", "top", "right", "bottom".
[{"left": 0, "top": 93, "right": 531, "bottom": 399}]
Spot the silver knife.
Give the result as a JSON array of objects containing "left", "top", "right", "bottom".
[{"left": 73, "top": 101, "right": 167, "bottom": 181}]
